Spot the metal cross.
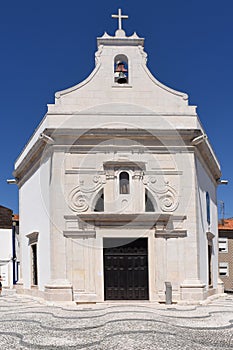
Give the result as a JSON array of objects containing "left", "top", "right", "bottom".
[{"left": 112, "top": 8, "right": 128, "bottom": 30}]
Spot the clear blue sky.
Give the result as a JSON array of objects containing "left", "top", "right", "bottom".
[{"left": 0, "top": 0, "right": 232, "bottom": 217}]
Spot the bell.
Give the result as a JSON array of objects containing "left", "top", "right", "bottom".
[{"left": 117, "top": 71, "right": 127, "bottom": 84}]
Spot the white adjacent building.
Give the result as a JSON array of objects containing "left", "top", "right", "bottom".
[
  {"left": 14, "top": 10, "right": 224, "bottom": 303},
  {"left": 0, "top": 206, "right": 19, "bottom": 288}
]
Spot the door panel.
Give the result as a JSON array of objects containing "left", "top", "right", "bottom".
[{"left": 104, "top": 238, "right": 149, "bottom": 300}]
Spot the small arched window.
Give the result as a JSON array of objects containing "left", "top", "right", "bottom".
[
  {"left": 206, "top": 192, "right": 210, "bottom": 225},
  {"left": 119, "top": 172, "right": 130, "bottom": 194},
  {"left": 114, "top": 54, "right": 128, "bottom": 84},
  {"left": 145, "top": 190, "right": 155, "bottom": 212}
]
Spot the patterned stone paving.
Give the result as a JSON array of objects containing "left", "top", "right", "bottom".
[{"left": 0, "top": 291, "right": 233, "bottom": 349}]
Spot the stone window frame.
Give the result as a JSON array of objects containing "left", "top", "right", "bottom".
[
  {"left": 206, "top": 192, "right": 211, "bottom": 225},
  {"left": 103, "top": 160, "right": 145, "bottom": 199},
  {"left": 26, "top": 231, "right": 39, "bottom": 287},
  {"left": 119, "top": 171, "right": 130, "bottom": 194},
  {"left": 206, "top": 231, "right": 215, "bottom": 287}
]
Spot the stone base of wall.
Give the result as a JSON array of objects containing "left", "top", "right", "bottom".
[
  {"left": 14, "top": 281, "right": 24, "bottom": 293},
  {"left": 207, "top": 287, "right": 217, "bottom": 298},
  {"left": 73, "top": 292, "right": 99, "bottom": 303},
  {"left": 14, "top": 283, "right": 44, "bottom": 299},
  {"left": 44, "top": 279, "right": 73, "bottom": 302},
  {"left": 14, "top": 279, "right": 224, "bottom": 304},
  {"left": 180, "top": 279, "right": 207, "bottom": 301}
]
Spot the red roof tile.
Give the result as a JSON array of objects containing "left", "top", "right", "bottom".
[{"left": 218, "top": 218, "right": 233, "bottom": 230}]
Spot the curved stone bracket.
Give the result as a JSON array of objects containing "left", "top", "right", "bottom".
[
  {"left": 68, "top": 176, "right": 104, "bottom": 213},
  {"left": 145, "top": 177, "right": 179, "bottom": 212}
]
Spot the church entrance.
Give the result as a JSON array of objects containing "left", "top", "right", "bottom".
[{"left": 103, "top": 238, "right": 149, "bottom": 300}]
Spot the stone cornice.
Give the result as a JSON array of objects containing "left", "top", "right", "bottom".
[
  {"left": 103, "top": 160, "right": 146, "bottom": 170},
  {"left": 154, "top": 230, "right": 187, "bottom": 238},
  {"left": 64, "top": 213, "right": 187, "bottom": 235},
  {"left": 97, "top": 31, "right": 144, "bottom": 47},
  {"left": 14, "top": 126, "right": 221, "bottom": 185},
  {"left": 63, "top": 230, "right": 96, "bottom": 238},
  {"left": 71, "top": 213, "right": 173, "bottom": 228}
]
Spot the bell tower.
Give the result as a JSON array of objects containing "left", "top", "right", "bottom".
[
  {"left": 94, "top": 8, "right": 145, "bottom": 89},
  {"left": 111, "top": 9, "right": 129, "bottom": 85}
]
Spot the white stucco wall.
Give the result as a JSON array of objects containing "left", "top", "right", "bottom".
[
  {"left": 19, "top": 155, "right": 51, "bottom": 290},
  {"left": 195, "top": 154, "right": 218, "bottom": 288}
]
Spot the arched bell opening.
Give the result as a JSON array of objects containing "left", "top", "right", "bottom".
[
  {"left": 119, "top": 171, "right": 130, "bottom": 194},
  {"left": 145, "top": 189, "right": 156, "bottom": 212},
  {"left": 114, "top": 54, "right": 128, "bottom": 84},
  {"left": 93, "top": 189, "right": 104, "bottom": 212}
]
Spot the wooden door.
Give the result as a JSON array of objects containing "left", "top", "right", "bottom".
[{"left": 104, "top": 238, "right": 149, "bottom": 300}]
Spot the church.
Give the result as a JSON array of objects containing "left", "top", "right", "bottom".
[{"left": 14, "top": 10, "right": 224, "bottom": 303}]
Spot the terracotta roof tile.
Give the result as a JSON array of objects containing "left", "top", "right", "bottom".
[{"left": 218, "top": 218, "right": 233, "bottom": 230}]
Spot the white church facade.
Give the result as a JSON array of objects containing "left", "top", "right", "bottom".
[{"left": 14, "top": 10, "right": 224, "bottom": 303}]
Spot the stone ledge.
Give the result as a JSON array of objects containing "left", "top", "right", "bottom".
[
  {"left": 155, "top": 230, "right": 187, "bottom": 238},
  {"left": 63, "top": 230, "right": 96, "bottom": 238}
]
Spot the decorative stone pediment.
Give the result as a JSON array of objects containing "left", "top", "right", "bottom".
[
  {"left": 63, "top": 230, "right": 96, "bottom": 239},
  {"left": 26, "top": 231, "right": 39, "bottom": 245},
  {"left": 103, "top": 160, "right": 145, "bottom": 170},
  {"left": 206, "top": 231, "right": 215, "bottom": 246},
  {"left": 206, "top": 231, "right": 215, "bottom": 241}
]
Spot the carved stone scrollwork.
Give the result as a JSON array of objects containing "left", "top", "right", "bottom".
[
  {"left": 68, "top": 191, "right": 89, "bottom": 212},
  {"left": 68, "top": 176, "right": 104, "bottom": 213},
  {"left": 138, "top": 45, "right": 148, "bottom": 64},
  {"left": 159, "top": 194, "right": 178, "bottom": 212},
  {"left": 146, "top": 177, "right": 179, "bottom": 212},
  {"left": 95, "top": 45, "right": 103, "bottom": 65}
]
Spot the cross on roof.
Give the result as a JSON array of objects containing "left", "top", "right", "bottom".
[{"left": 111, "top": 9, "right": 128, "bottom": 30}]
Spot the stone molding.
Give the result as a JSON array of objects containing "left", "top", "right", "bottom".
[
  {"left": 206, "top": 231, "right": 215, "bottom": 241},
  {"left": 154, "top": 230, "right": 187, "bottom": 238},
  {"left": 0, "top": 259, "right": 11, "bottom": 266},
  {"left": 77, "top": 212, "right": 171, "bottom": 227},
  {"left": 97, "top": 31, "right": 144, "bottom": 47},
  {"left": 64, "top": 213, "right": 186, "bottom": 232},
  {"left": 103, "top": 160, "right": 146, "bottom": 170},
  {"left": 63, "top": 230, "right": 96, "bottom": 239},
  {"left": 44, "top": 279, "right": 73, "bottom": 302},
  {"left": 26, "top": 231, "right": 39, "bottom": 245},
  {"left": 180, "top": 279, "right": 207, "bottom": 301}
]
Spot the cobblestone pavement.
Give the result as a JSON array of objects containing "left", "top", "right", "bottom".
[{"left": 0, "top": 291, "right": 233, "bottom": 349}]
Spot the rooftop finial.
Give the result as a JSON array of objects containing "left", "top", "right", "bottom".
[{"left": 111, "top": 9, "right": 128, "bottom": 31}]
